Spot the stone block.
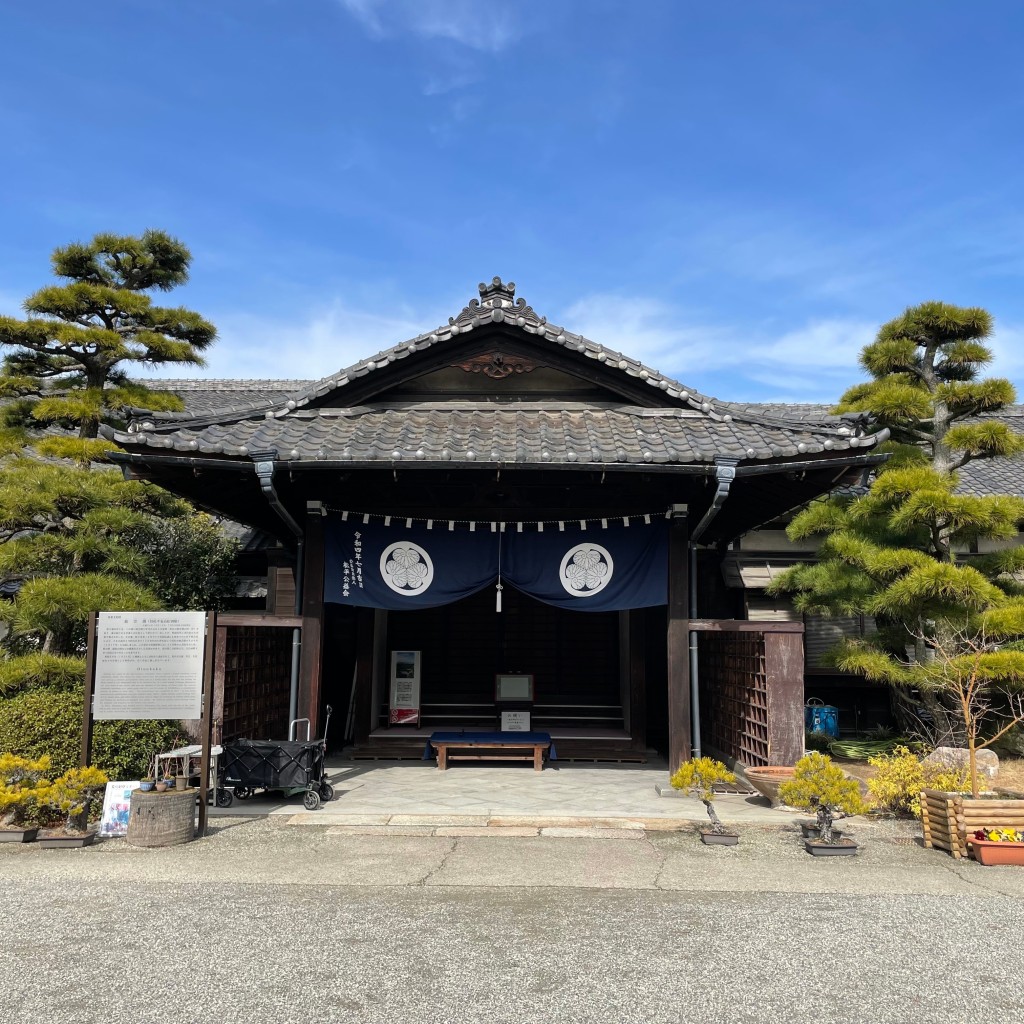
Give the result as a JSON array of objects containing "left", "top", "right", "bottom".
[{"left": 925, "top": 746, "right": 999, "bottom": 779}]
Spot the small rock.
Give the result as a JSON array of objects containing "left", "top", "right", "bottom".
[{"left": 925, "top": 746, "right": 999, "bottom": 779}]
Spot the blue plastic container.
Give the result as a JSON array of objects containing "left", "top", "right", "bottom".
[{"left": 805, "top": 703, "right": 839, "bottom": 738}]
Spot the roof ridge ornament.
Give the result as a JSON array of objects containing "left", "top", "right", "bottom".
[{"left": 449, "top": 276, "right": 545, "bottom": 328}]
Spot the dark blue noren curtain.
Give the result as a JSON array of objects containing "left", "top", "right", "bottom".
[
  {"left": 324, "top": 519, "right": 498, "bottom": 610},
  {"left": 503, "top": 520, "right": 668, "bottom": 610},
  {"left": 323, "top": 517, "right": 668, "bottom": 611}
]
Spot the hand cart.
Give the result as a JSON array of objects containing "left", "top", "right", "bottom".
[{"left": 222, "top": 706, "right": 334, "bottom": 811}]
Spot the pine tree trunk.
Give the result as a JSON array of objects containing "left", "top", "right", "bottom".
[{"left": 703, "top": 798, "right": 724, "bottom": 834}]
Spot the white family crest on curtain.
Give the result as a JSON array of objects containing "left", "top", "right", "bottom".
[
  {"left": 380, "top": 542, "right": 434, "bottom": 595},
  {"left": 559, "top": 543, "right": 613, "bottom": 597}
]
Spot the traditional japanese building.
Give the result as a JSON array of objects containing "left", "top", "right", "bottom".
[{"left": 103, "top": 278, "right": 889, "bottom": 770}]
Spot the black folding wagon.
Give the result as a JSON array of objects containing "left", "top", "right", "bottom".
[{"left": 222, "top": 711, "right": 334, "bottom": 810}]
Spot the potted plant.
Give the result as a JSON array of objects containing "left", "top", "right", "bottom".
[
  {"left": 778, "top": 752, "right": 866, "bottom": 856},
  {"left": 967, "top": 827, "right": 1024, "bottom": 866},
  {"left": 139, "top": 776, "right": 155, "bottom": 792},
  {"left": 0, "top": 753, "right": 52, "bottom": 843},
  {"left": 37, "top": 766, "right": 109, "bottom": 848},
  {"left": 670, "top": 756, "right": 740, "bottom": 845}
]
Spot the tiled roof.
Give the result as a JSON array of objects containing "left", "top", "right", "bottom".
[
  {"left": 740, "top": 404, "right": 1024, "bottom": 497},
  {"left": 143, "top": 379, "right": 311, "bottom": 416},
  {"left": 104, "top": 403, "right": 882, "bottom": 466},
  {"left": 106, "top": 279, "right": 887, "bottom": 470}
]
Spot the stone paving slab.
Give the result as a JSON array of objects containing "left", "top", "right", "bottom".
[
  {"left": 389, "top": 813, "right": 491, "bottom": 826},
  {"left": 212, "top": 758, "right": 798, "bottom": 824},
  {"left": 539, "top": 826, "right": 646, "bottom": 839},
  {"left": 325, "top": 825, "right": 437, "bottom": 837},
  {"left": 435, "top": 826, "right": 540, "bottom": 837}
]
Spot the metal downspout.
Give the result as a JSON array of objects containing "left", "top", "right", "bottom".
[
  {"left": 253, "top": 455, "right": 304, "bottom": 727},
  {"left": 687, "top": 460, "right": 738, "bottom": 759}
]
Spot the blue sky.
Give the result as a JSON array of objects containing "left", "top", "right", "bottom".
[{"left": 3, "top": 0, "right": 1024, "bottom": 402}]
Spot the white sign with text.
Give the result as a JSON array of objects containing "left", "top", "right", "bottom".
[{"left": 93, "top": 611, "right": 206, "bottom": 720}]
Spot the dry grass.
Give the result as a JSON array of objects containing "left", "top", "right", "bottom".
[{"left": 996, "top": 757, "right": 1024, "bottom": 797}]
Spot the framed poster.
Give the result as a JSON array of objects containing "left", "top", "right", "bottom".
[
  {"left": 495, "top": 674, "right": 534, "bottom": 701},
  {"left": 389, "top": 650, "right": 421, "bottom": 725},
  {"left": 98, "top": 781, "right": 140, "bottom": 838}
]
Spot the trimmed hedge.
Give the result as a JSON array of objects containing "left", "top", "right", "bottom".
[{"left": 0, "top": 688, "right": 183, "bottom": 778}]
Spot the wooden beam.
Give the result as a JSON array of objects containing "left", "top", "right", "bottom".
[
  {"left": 666, "top": 513, "right": 690, "bottom": 773},
  {"left": 215, "top": 612, "right": 303, "bottom": 628},
  {"left": 297, "top": 511, "right": 326, "bottom": 735},
  {"left": 687, "top": 619, "right": 804, "bottom": 633}
]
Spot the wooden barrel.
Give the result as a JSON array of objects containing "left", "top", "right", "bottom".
[{"left": 127, "top": 788, "right": 195, "bottom": 847}]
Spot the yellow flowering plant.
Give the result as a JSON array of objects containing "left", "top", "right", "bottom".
[{"left": 972, "top": 828, "right": 1024, "bottom": 843}]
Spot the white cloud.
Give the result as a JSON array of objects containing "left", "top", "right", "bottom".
[
  {"left": 170, "top": 300, "right": 440, "bottom": 381},
  {"left": 561, "top": 292, "right": 869, "bottom": 379},
  {"left": 337, "top": 0, "right": 522, "bottom": 52},
  {"left": 142, "top": 287, "right": 1024, "bottom": 407}
]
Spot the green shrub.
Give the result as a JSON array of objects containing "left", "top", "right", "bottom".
[
  {"left": 92, "top": 718, "right": 184, "bottom": 780},
  {"left": 0, "top": 688, "right": 182, "bottom": 778}
]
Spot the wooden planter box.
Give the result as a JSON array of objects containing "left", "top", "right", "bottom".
[{"left": 920, "top": 789, "right": 1024, "bottom": 859}]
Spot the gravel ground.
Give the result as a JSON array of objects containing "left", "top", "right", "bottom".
[{"left": 2, "top": 817, "right": 1021, "bottom": 1024}]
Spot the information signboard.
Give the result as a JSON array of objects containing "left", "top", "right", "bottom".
[
  {"left": 389, "top": 650, "right": 421, "bottom": 725},
  {"left": 93, "top": 611, "right": 206, "bottom": 720}
]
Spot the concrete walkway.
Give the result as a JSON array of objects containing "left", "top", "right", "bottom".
[{"left": 212, "top": 757, "right": 795, "bottom": 833}]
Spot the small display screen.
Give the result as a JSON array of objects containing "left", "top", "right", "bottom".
[{"left": 496, "top": 674, "right": 533, "bottom": 701}]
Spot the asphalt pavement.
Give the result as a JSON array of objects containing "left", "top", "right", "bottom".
[{"left": 2, "top": 817, "right": 1021, "bottom": 1024}]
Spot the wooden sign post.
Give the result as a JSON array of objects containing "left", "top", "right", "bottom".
[{"left": 81, "top": 610, "right": 219, "bottom": 838}]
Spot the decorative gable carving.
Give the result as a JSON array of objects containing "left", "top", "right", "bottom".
[{"left": 451, "top": 352, "right": 539, "bottom": 379}]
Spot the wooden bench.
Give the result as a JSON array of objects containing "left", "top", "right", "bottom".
[{"left": 425, "top": 731, "right": 554, "bottom": 771}]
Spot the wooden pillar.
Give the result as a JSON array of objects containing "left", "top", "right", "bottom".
[
  {"left": 627, "top": 609, "right": 647, "bottom": 753},
  {"left": 197, "top": 611, "right": 217, "bottom": 838},
  {"left": 213, "top": 624, "right": 227, "bottom": 744},
  {"left": 352, "top": 607, "right": 377, "bottom": 744},
  {"left": 765, "top": 629, "right": 805, "bottom": 766},
  {"left": 297, "top": 509, "right": 326, "bottom": 736},
  {"left": 80, "top": 613, "right": 98, "bottom": 767},
  {"left": 666, "top": 511, "right": 691, "bottom": 773}
]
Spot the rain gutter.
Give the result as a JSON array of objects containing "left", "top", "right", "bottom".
[
  {"left": 253, "top": 453, "right": 304, "bottom": 729},
  {"left": 687, "top": 460, "right": 739, "bottom": 760}
]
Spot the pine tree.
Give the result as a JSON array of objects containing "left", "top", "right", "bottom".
[
  {"left": 0, "top": 460, "right": 238, "bottom": 658},
  {"left": 770, "top": 302, "right": 1024, "bottom": 770},
  {"left": 0, "top": 229, "right": 215, "bottom": 464}
]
